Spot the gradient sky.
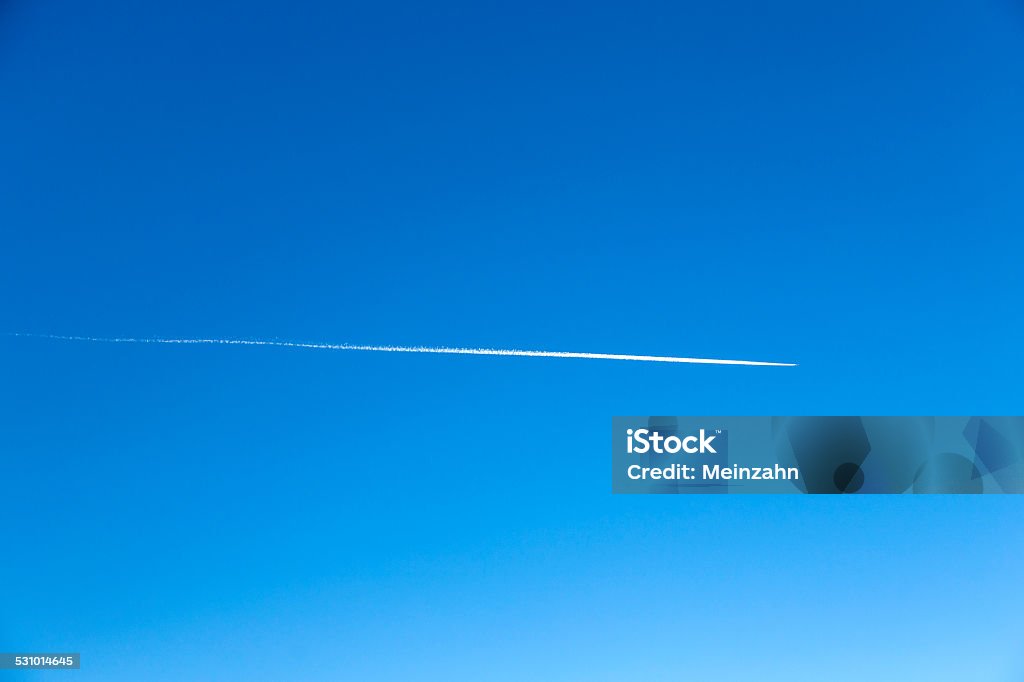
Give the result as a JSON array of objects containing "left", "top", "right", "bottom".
[{"left": 2, "top": 1, "right": 1024, "bottom": 680}]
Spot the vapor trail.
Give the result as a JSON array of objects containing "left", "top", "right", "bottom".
[{"left": 8, "top": 333, "right": 796, "bottom": 367}]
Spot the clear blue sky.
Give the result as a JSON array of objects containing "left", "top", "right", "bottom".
[{"left": 2, "top": 1, "right": 1023, "bottom": 679}]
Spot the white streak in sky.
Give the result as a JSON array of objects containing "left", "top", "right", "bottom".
[{"left": 8, "top": 333, "right": 797, "bottom": 367}]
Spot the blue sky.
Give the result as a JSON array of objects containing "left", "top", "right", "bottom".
[{"left": 2, "top": 1, "right": 1023, "bottom": 679}]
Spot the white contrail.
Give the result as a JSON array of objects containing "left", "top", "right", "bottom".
[{"left": 7, "top": 333, "right": 797, "bottom": 367}]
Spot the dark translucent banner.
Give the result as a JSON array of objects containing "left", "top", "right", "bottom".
[{"left": 612, "top": 417, "right": 1024, "bottom": 494}]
